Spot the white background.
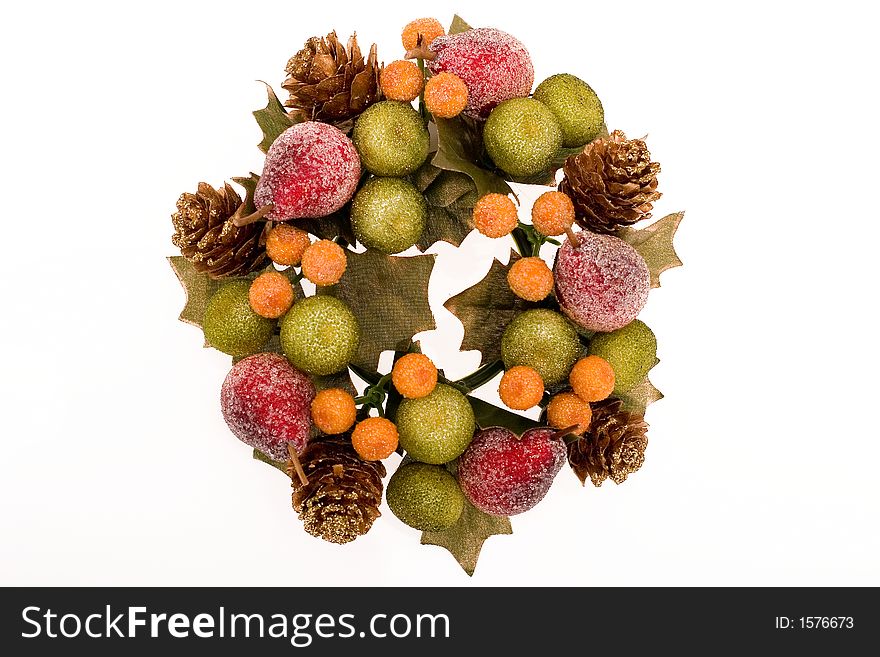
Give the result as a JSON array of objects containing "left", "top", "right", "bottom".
[{"left": 2, "top": 0, "right": 879, "bottom": 586}]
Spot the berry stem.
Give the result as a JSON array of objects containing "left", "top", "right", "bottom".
[
  {"left": 564, "top": 225, "right": 581, "bottom": 248},
  {"left": 232, "top": 203, "right": 274, "bottom": 227},
  {"left": 453, "top": 360, "right": 505, "bottom": 393},
  {"left": 404, "top": 45, "right": 436, "bottom": 61},
  {"left": 287, "top": 443, "right": 309, "bottom": 486}
]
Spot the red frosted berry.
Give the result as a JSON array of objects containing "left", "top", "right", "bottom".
[
  {"left": 255, "top": 122, "right": 361, "bottom": 221},
  {"left": 554, "top": 232, "right": 650, "bottom": 332},
  {"left": 428, "top": 28, "right": 534, "bottom": 119},
  {"left": 220, "top": 353, "right": 316, "bottom": 460},
  {"left": 458, "top": 427, "right": 567, "bottom": 516}
]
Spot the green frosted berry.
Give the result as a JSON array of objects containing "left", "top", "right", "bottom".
[
  {"left": 501, "top": 309, "right": 581, "bottom": 386},
  {"left": 396, "top": 384, "right": 475, "bottom": 465},
  {"left": 351, "top": 177, "right": 427, "bottom": 254},
  {"left": 352, "top": 101, "right": 429, "bottom": 176},
  {"left": 588, "top": 319, "right": 657, "bottom": 394},
  {"left": 483, "top": 98, "right": 562, "bottom": 178},
  {"left": 386, "top": 462, "right": 465, "bottom": 531},
  {"left": 280, "top": 296, "right": 359, "bottom": 375},
  {"left": 203, "top": 281, "right": 274, "bottom": 356},
  {"left": 533, "top": 74, "right": 604, "bottom": 148}
]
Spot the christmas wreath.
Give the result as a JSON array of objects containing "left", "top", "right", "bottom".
[{"left": 169, "top": 15, "right": 683, "bottom": 575}]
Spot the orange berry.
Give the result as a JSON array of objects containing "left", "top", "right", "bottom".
[
  {"left": 300, "top": 239, "right": 347, "bottom": 286},
  {"left": 531, "top": 191, "right": 575, "bottom": 237},
  {"left": 424, "top": 72, "right": 468, "bottom": 119},
  {"left": 546, "top": 392, "right": 593, "bottom": 435},
  {"left": 391, "top": 353, "right": 438, "bottom": 399},
  {"left": 569, "top": 356, "right": 616, "bottom": 402},
  {"left": 401, "top": 18, "right": 445, "bottom": 51},
  {"left": 473, "top": 193, "right": 518, "bottom": 238},
  {"left": 507, "top": 257, "right": 554, "bottom": 302},
  {"left": 248, "top": 271, "right": 294, "bottom": 319},
  {"left": 498, "top": 366, "right": 544, "bottom": 410},
  {"left": 352, "top": 417, "right": 399, "bottom": 461},
  {"left": 311, "top": 388, "right": 357, "bottom": 435},
  {"left": 381, "top": 60, "right": 425, "bottom": 102},
  {"left": 266, "top": 224, "right": 311, "bottom": 266}
]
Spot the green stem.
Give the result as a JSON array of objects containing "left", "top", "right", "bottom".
[
  {"left": 454, "top": 360, "right": 505, "bottom": 393},
  {"left": 417, "top": 58, "right": 427, "bottom": 122}
]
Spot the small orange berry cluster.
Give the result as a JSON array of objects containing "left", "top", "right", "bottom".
[
  {"left": 380, "top": 18, "right": 469, "bottom": 119},
  {"left": 545, "top": 356, "right": 616, "bottom": 436},
  {"left": 247, "top": 224, "right": 348, "bottom": 319},
  {"left": 309, "top": 352, "right": 440, "bottom": 463}
]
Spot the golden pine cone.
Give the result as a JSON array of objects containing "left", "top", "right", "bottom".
[
  {"left": 171, "top": 182, "right": 268, "bottom": 279},
  {"left": 560, "top": 130, "right": 661, "bottom": 234},
  {"left": 289, "top": 436, "right": 386, "bottom": 544},
  {"left": 567, "top": 397, "right": 648, "bottom": 487},
  {"left": 282, "top": 31, "right": 382, "bottom": 133}
]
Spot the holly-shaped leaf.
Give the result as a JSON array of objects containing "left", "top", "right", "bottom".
[
  {"left": 422, "top": 499, "right": 511, "bottom": 576},
  {"left": 469, "top": 396, "right": 541, "bottom": 434},
  {"left": 617, "top": 212, "right": 684, "bottom": 288},
  {"left": 168, "top": 256, "right": 222, "bottom": 341},
  {"left": 443, "top": 251, "right": 527, "bottom": 365},
  {"left": 618, "top": 368, "right": 664, "bottom": 415},
  {"left": 254, "top": 81, "right": 296, "bottom": 154},
  {"left": 432, "top": 117, "right": 514, "bottom": 199},
  {"left": 413, "top": 163, "right": 478, "bottom": 250},
  {"left": 448, "top": 15, "right": 473, "bottom": 34},
  {"left": 322, "top": 249, "right": 436, "bottom": 372}
]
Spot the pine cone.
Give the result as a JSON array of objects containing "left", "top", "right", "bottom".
[
  {"left": 560, "top": 130, "right": 661, "bottom": 234},
  {"left": 282, "top": 32, "right": 382, "bottom": 132},
  {"left": 567, "top": 397, "right": 648, "bottom": 487},
  {"left": 289, "top": 437, "right": 386, "bottom": 544},
  {"left": 171, "top": 182, "right": 268, "bottom": 278}
]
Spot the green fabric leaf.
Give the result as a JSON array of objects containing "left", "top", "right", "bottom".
[
  {"left": 413, "top": 163, "right": 478, "bottom": 250},
  {"left": 168, "top": 256, "right": 222, "bottom": 344},
  {"left": 252, "top": 448, "right": 290, "bottom": 476},
  {"left": 253, "top": 81, "right": 296, "bottom": 154},
  {"left": 468, "top": 396, "right": 541, "bottom": 434},
  {"left": 617, "top": 211, "right": 684, "bottom": 288},
  {"left": 312, "top": 368, "right": 357, "bottom": 396},
  {"left": 322, "top": 249, "right": 436, "bottom": 372},
  {"left": 297, "top": 211, "right": 357, "bottom": 244},
  {"left": 443, "top": 251, "right": 527, "bottom": 365},
  {"left": 231, "top": 172, "right": 260, "bottom": 213},
  {"left": 448, "top": 15, "right": 473, "bottom": 34},
  {"left": 618, "top": 369, "right": 664, "bottom": 415},
  {"left": 432, "top": 118, "right": 514, "bottom": 198},
  {"left": 421, "top": 499, "right": 511, "bottom": 576}
]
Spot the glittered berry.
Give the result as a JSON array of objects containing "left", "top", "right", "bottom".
[
  {"left": 554, "top": 231, "right": 650, "bottom": 333},
  {"left": 248, "top": 271, "right": 294, "bottom": 319},
  {"left": 531, "top": 191, "right": 575, "bottom": 237},
  {"left": 533, "top": 73, "right": 604, "bottom": 148},
  {"left": 220, "top": 353, "right": 315, "bottom": 460},
  {"left": 353, "top": 101, "right": 429, "bottom": 177},
  {"left": 381, "top": 60, "right": 424, "bottom": 102},
  {"left": 458, "top": 427, "right": 566, "bottom": 516},
  {"left": 300, "top": 239, "right": 347, "bottom": 286},
  {"left": 280, "top": 296, "right": 359, "bottom": 375},
  {"left": 386, "top": 462, "right": 464, "bottom": 531},
  {"left": 266, "top": 224, "right": 311, "bottom": 266},
  {"left": 396, "top": 384, "right": 475, "bottom": 464},
  {"left": 311, "top": 388, "right": 357, "bottom": 435},
  {"left": 401, "top": 17, "right": 445, "bottom": 51},
  {"left": 569, "top": 355, "right": 615, "bottom": 402},
  {"left": 546, "top": 392, "right": 592, "bottom": 435},
  {"left": 507, "top": 256, "right": 554, "bottom": 302},
  {"left": 501, "top": 309, "right": 581, "bottom": 386},
  {"left": 350, "top": 177, "right": 427, "bottom": 254},
  {"left": 254, "top": 122, "right": 360, "bottom": 221},
  {"left": 203, "top": 281, "right": 275, "bottom": 356},
  {"left": 424, "top": 72, "right": 468, "bottom": 119},
  {"left": 484, "top": 98, "right": 562, "bottom": 178},
  {"left": 428, "top": 28, "right": 534, "bottom": 119},
  {"left": 391, "top": 353, "right": 438, "bottom": 399},
  {"left": 473, "top": 193, "right": 518, "bottom": 238},
  {"left": 351, "top": 417, "right": 399, "bottom": 461},
  {"left": 588, "top": 319, "right": 657, "bottom": 394},
  {"left": 498, "top": 366, "right": 544, "bottom": 410}
]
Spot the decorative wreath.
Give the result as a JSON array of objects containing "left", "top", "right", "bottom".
[{"left": 168, "top": 15, "right": 684, "bottom": 575}]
